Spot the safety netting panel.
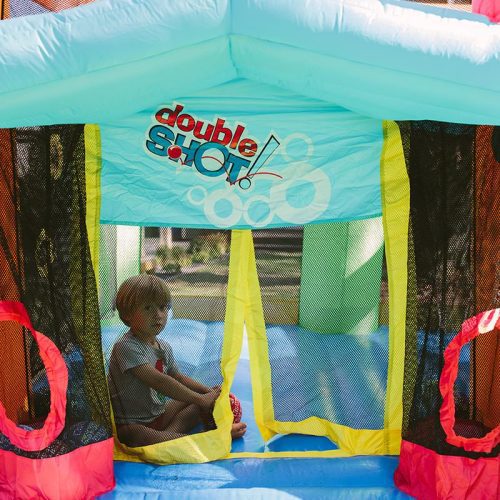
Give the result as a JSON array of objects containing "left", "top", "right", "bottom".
[
  {"left": 0, "top": 126, "right": 112, "bottom": 458},
  {"left": 253, "top": 222, "right": 389, "bottom": 431},
  {"left": 399, "top": 121, "right": 499, "bottom": 459},
  {"left": 100, "top": 226, "right": 228, "bottom": 447}
]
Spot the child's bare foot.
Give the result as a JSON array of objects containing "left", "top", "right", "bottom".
[
  {"left": 231, "top": 422, "right": 246, "bottom": 439},
  {"left": 200, "top": 409, "right": 216, "bottom": 431}
]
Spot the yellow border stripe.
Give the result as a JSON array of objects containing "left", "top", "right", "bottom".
[
  {"left": 245, "top": 230, "right": 276, "bottom": 442},
  {"left": 381, "top": 120, "right": 409, "bottom": 447},
  {"left": 84, "top": 124, "right": 102, "bottom": 281}
]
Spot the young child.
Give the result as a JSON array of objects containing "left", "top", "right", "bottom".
[{"left": 108, "top": 274, "right": 246, "bottom": 447}]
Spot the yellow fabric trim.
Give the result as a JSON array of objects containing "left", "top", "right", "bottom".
[
  {"left": 245, "top": 231, "right": 276, "bottom": 442},
  {"left": 380, "top": 121, "right": 409, "bottom": 448},
  {"left": 84, "top": 124, "right": 102, "bottom": 283},
  {"left": 245, "top": 224, "right": 401, "bottom": 456},
  {"left": 265, "top": 420, "right": 400, "bottom": 455},
  {"left": 113, "top": 230, "right": 246, "bottom": 464}
]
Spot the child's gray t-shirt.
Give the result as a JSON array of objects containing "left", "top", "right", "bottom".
[{"left": 108, "top": 331, "right": 180, "bottom": 424}]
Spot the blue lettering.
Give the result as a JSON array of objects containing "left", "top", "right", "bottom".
[
  {"left": 175, "top": 134, "right": 200, "bottom": 166},
  {"left": 194, "top": 142, "right": 227, "bottom": 177},
  {"left": 225, "top": 153, "right": 251, "bottom": 184},
  {"left": 146, "top": 125, "right": 174, "bottom": 156}
]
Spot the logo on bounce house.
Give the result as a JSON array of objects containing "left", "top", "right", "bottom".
[{"left": 145, "top": 103, "right": 282, "bottom": 189}]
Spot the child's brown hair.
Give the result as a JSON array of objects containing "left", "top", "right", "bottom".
[{"left": 115, "top": 274, "right": 171, "bottom": 326}]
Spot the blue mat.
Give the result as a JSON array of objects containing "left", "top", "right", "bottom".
[
  {"left": 99, "top": 456, "right": 410, "bottom": 499},
  {"left": 101, "top": 319, "right": 391, "bottom": 453},
  {"left": 99, "top": 318, "right": 411, "bottom": 498}
]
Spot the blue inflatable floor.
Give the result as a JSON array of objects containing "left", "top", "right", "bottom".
[{"left": 99, "top": 319, "right": 410, "bottom": 498}]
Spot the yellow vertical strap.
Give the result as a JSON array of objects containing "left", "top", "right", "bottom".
[
  {"left": 244, "top": 230, "right": 276, "bottom": 442},
  {"left": 84, "top": 124, "right": 102, "bottom": 282},
  {"left": 216, "top": 229, "right": 249, "bottom": 433},
  {"left": 381, "top": 120, "right": 409, "bottom": 452},
  {"left": 113, "top": 229, "right": 246, "bottom": 464}
]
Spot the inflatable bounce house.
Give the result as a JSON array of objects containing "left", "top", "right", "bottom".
[{"left": 0, "top": 0, "right": 498, "bottom": 498}]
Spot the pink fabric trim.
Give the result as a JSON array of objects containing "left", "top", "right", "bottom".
[
  {"left": 472, "top": 0, "right": 500, "bottom": 22},
  {"left": 395, "top": 440, "right": 500, "bottom": 500},
  {"left": 0, "top": 437, "right": 115, "bottom": 499},
  {"left": 0, "top": 301, "right": 68, "bottom": 451},
  {"left": 439, "top": 309, "right": 500, "bottom": 453}
]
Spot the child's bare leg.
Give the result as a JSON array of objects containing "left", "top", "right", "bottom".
[
  {"left": 168, "top": 403, "right": 202, "bottom": 434},
  {"left": 199, "top": 408, "right": 216, "bottom": 431},
  {"left": 117, "top": 423, "right": 186, "bottom": 447},
  {"left": 152, "top": 400, "right": 190, "bottom": 430}
]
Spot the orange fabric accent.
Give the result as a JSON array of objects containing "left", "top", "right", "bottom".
[
  {"left": 1, "top": 0, "right": 9, "bottom": 20},
  {"left": 0, "top": 438, "right": 115, "bottom": 499},
  {"left": 0, "top": 302, "right": 68, "bottom": 451},
  {"left": 0, "top": 129, "right": 28, "bottom": 423},
  {"left": 440, "top": 309, "right": 500, "bottom": 453},
  {"left": 474, "top": 126, "right": 500, "bottom": 430}
]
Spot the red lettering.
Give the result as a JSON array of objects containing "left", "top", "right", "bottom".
[
  {"left": 238, "top": 138, "right": 258, "bottom": 157},
  {"left": 229, "top": 125, "right": 245, "bottom": 150},
  {"left": 211, "top": 118, "right": 232, "bottom": 146},
  {"left": 193, "top": 120, "right": 214, "bottom": 141},
  {"left": 156, "top": 104, "right": 184, "bottom": 126},
  {"left": 177, "top": 113, "right": 195, "bottom": 132}
]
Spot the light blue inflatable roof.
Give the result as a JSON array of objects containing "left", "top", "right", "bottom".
[{"left": 0, "top": 0, "right": 499, "bottom": 127}]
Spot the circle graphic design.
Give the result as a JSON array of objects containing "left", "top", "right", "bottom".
[{"left": 204, "top": 189, "right": 243, "bottom": 226}]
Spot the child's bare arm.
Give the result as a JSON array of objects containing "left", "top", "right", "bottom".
[
  {"left": 129, "top": 364, "right": 217, "bottom": 409},
  {"left": 172, "top": 372, "right": 214, "bottom": 394}
]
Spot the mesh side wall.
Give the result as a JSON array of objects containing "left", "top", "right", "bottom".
[
  {"left": 1, "top": 0, "right": 111, "bottom": 459},
  {"left": 0, "top": 129, "right": 27, "bottom": 423},
  {"left": 0, "top": 125, "right": 112, "bottom": 458},
  {"left": 254, "top": 224, "right": 389, "bottom": 430},
  {"left": 399, "top": 121, "right": 499, "bottom": 459}
]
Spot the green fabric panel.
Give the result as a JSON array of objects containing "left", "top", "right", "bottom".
[{"left": 299, "top": 219, "right": 384, "bottom": 334}]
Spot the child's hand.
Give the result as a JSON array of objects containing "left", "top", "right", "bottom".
[
  {"left": 210, "top": 386, "right": 221, "bottom": 397},
  {"left": 197, "top": 390, "right": 219, "bottom": 410}
]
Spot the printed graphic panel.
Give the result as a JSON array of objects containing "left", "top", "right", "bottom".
[{"left": 100, "top": 80, "right": 383, "bottom": 229}]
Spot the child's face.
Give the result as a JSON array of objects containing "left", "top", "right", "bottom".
[{"left": 127, "top": 301, "right": 169, "bottom": 337}]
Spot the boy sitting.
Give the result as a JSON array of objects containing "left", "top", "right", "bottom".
[{"left": 108, "top": 274, "right": 246, "bottom": 447}]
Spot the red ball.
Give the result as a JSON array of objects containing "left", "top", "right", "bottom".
[
  {"left": 167, "top": 145, "right": 183, "bottom": 160},
  {"left": 229, "top": 393, "right": 242, "bottom": 423}
]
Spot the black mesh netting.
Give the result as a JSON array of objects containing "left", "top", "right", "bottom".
[
  {"left": 399, "top": 121, "right": 499, "bottom": 459},
  {"left": 253, "top": 223, "right": 390, "bottom": 431},
  {"left": 0, "top": 126, "right": 112, "bottom": 458},
  {"left": 99, "top": 227, "right": 227, "bottom": 446}
]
